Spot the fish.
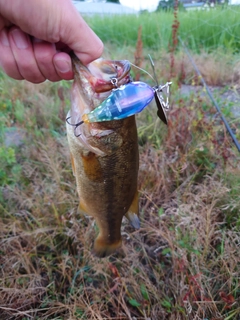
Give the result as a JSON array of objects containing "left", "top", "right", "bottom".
[{"left": 66, "top": 53, "right": 139, "bottom": 258}]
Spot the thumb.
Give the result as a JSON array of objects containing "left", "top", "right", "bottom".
[{"left": 58, "top": 1, "right": 104, "bottom": 64}]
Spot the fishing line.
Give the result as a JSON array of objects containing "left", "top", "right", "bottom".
[
  {"left": 148, "top": 54, "right": 159, "bottom": 87},
  {"left": 178, "top": 36, "right": 240, "bottom": 153},
  {"left": 129, "top": 57, "right": 172, "bottom": 125},
  {"left": 129, "top": 61, "right": 156, "bottom": 82}
]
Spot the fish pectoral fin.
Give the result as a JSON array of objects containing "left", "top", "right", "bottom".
[
  {"left": 125, "top": 191, "right": 140, "bottom": 229},
  {"left": 125, "top": 212, "right": 140, "bottom": 229},
  {"left": 90, "top": 128, "right": 114, "bottom": 137},
  {"left": 90, "top": 131, "right": 123, "bottom": 155}
]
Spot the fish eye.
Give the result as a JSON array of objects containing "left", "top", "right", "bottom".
[{"left": 101, "top": 64, "right": 117, "bottom": 75}]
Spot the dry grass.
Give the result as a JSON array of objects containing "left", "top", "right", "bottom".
[{"left": 0, "top": 48, "right": 240, "bottom": 320}]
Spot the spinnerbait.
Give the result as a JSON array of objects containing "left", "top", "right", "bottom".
[
  {"left": 148, "top": 54, "right": 172, "bottom": 125},
  {"left": 66, "top": 57, "right": 172, "bottom": 134}
]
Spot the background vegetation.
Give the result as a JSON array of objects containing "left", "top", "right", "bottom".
[
  {"left": 85, "top": 6, "right": 240, "bottom": 52},
  {"left": 0, "top": 6, "right": 240, "bottom": 320}
]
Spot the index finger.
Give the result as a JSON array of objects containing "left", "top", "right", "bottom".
[{"left": 59, "top": 3, "right": 103, "bottom": 65}]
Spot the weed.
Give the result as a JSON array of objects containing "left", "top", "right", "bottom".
[
  {"left": 0, "top": 145, "right": 22, "bottom": 204},
  {"left": 84, "top": 8, "right": 240, "bottom": 53}
]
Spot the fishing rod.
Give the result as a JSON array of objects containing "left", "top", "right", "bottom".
[{"left": 178, "top": 36, "right": 240, "bottom": 153}]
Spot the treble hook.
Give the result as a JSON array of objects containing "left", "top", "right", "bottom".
[{"left": 66, "top": 116, "right": 84, "bottom": 137}]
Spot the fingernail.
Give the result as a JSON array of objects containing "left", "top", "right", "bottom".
[
  {"left": 11, "top": 28, "right": 29, "bottom": 49},
  {"left": 54, "top": 59, "right": 71, "bottom": 73},
  {"left": 0, "top": 30, "right": 9, "bottom": 47}
]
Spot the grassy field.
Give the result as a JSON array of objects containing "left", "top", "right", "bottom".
[
  {"left": 1, "top": 8, "right": 240, "bottom": 320},
  {"left": 85, "top": 6, "right": 240, "bottom": 52}
]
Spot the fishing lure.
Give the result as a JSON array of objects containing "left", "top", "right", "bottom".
[
  {"left": 148, "top": 54, "right": 172, "bottom": 125},
  {"left": 83, "top": 81, "right": 154, "bottom": 122},
  {"left": 66, "top": 56, "right": 172, "bottom": 135}
]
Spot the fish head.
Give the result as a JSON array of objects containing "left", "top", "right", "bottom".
[
  {"left": 68, "top": 53, "right": 131, "bottom": 154},
  {"left": 71, "top": 52, "right": 131, "bottom": 111}
]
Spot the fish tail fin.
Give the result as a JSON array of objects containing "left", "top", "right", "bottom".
[{"left": 93, "top": 236, "right": 122, "bottom": 258}]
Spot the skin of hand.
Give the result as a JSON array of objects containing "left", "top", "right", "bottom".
[{"left": 0, "top": 0, "right": 103, "bottom": 83}]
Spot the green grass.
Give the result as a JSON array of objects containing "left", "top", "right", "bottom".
[{"left": 85, "top": 7, "right": 240, "bottom": 52}]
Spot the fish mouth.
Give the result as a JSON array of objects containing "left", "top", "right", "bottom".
[
  {"left": 71, "top": 52, "right": 131, "bottom": 108},
  {"left": 86, "top": 58, "right": 131, "bottom": 93}
]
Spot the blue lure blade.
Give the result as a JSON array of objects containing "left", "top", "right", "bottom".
[{"left": 84, "top": 81, "right": 154, "bottom": 123}]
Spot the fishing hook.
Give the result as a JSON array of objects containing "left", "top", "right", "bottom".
[{"left": 66, "top": 116, "right": 83, "bottom": 137}]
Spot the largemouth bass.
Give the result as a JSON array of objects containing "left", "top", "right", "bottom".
[{"left": 66, "top": 54, "right": 139, "bottom": 258}]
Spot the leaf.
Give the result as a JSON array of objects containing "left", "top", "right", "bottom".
[
  {"left": 162, "top": 300, "right": 171, "bottom": 308},
  {"left": 140, "top": 284, "right": 149, "bottom": 301},
  {"left": 219, "top": 291, "right": 235, "bottom": 309},
  {"left": 162, "top": 248, "right": 171, "bottom": 255},
  {"left": 128, "top": 298, "right": 141, "bottom": 307},
  {"left": 158, "top": 207, "right": 164, "bottom": 216},
  {"left": 108, "top": 263, "right": 119, "bottom": 278},
  {"left": 161, "top": 299, "right": 172, "bottom": 310}
]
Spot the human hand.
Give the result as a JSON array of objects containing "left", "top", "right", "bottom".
[{"left": 0, "top": 0, "right": 103, "bottom": 83}]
